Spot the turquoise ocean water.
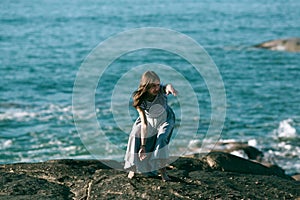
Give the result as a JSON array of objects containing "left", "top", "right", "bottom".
[{"left": 1, "top": 0, "right": 300, "bottom": 174}]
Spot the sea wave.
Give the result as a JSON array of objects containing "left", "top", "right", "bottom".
[
  {"left": 0, "top": 104, "right": 73, "bottom": 122},
  {"left": 274, "top": 118, "right": 297, "bottom": 138},
  {"left": 187, "top": 119, "right": 300, "bottom": 174}
]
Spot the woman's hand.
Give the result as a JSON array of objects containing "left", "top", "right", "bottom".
[
  {"left": 165, "top": 84, "right": 178, "bottom": 96},
  {"left": 138, "top": 146, "right": 147, "bottom": 161}
]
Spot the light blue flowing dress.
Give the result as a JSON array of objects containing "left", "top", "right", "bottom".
[{"left": 124, "top": 86, "right": 175, "bottom": 173}]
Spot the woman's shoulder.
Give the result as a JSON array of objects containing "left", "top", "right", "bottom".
[{"left": 138, "top": 100, "right": 147, "bottom": 110}]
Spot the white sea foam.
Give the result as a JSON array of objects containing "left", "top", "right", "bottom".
[
  {"left": 0, "top": 111, "right": 36, "bottom": 121},
  {"left": 265, "top": 121, "right": 300, "bottom": 174},
  {"left": 0, "top": 139, "right": 13, "bottom": 149},
  {"left": 230, "top": 150, "right": 248, "bottom": 159},
  {"left": 0, "top": 104, "right": 73, "bottom": 122},
  {"left": 248, "top": 139, "right": 257, "bottom": 147},
  {"left": 275, "top": 119, "right": 297, "bottom": 138}
]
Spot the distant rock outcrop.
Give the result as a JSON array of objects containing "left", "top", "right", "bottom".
[
  {"left": 254, "top": 38, "right": 300, "bottom": 52},
  {"left": 1, "top": 153, "right": 299, "bottom": 199},
  {"left": 203, "top": 152, "right": 290, "bottom": 179},
  {"left": 189, "top": 140, "right": 264, "bottom": 161}
]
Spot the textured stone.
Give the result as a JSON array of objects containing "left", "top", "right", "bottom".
[
  {"left": 204, "top": 152, "right": 291, "bottom": 179},
  {"left": 0, "top": 156, "right": 299, "bottom": 199}
]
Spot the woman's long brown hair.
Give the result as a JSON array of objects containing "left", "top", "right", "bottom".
[{"left": 132, "top": 71, "right": 160, "bottom": 108}]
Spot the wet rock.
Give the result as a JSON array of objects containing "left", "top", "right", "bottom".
[
  {"left": 254, "top": 38, "right": 300, "bottom": 52},
  {"left": 204, "top": 152, "right": 291, "bottom": 179},
  {"left": 214, "top": 141, "right": 264, "bottom": 161},
  {"left": 189, "top": 140, "right": 264, "bottom": 162},
  {"left": 238, "top": 145, "right": 263, "bottom": 160},
  {"left": 0, "top": 157, "right": 299, "bottom": 199}
]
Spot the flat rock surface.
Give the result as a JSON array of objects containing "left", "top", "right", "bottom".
[{"left": 0, "top": 153, "right": 299, "bottom": 200}]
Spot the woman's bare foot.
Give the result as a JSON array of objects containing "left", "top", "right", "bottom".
[
  {"left": 128, "top": 171, "right": 135, "bottom": 179},
  {"left": 160, "top": 168, "right": 171, "bottom": 182}
]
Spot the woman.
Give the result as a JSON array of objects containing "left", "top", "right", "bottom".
[{"left": 124, "top": 71, "right": 177, "bottom": 181}]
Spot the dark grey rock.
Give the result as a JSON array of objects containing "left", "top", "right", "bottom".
[
  {"left": 0, "top": 156, "right": 299, "bottom": 200},
  {"left": 0, "top": 171, "right": 71, "bottom": 200},
  {"left": 204, "top": 152, "right": 291, "bottom": 179}
]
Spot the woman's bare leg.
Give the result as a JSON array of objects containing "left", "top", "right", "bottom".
[{"left": 160, "top": 167, "right": 171, "bottom": 181}]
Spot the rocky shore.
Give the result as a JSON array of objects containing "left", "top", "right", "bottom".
[
  {"left": 254, "top": 37, "right": 300, "bottom": 52},
  {"left": 0, "top": 151, "right": 299, "bottom": 200}
]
